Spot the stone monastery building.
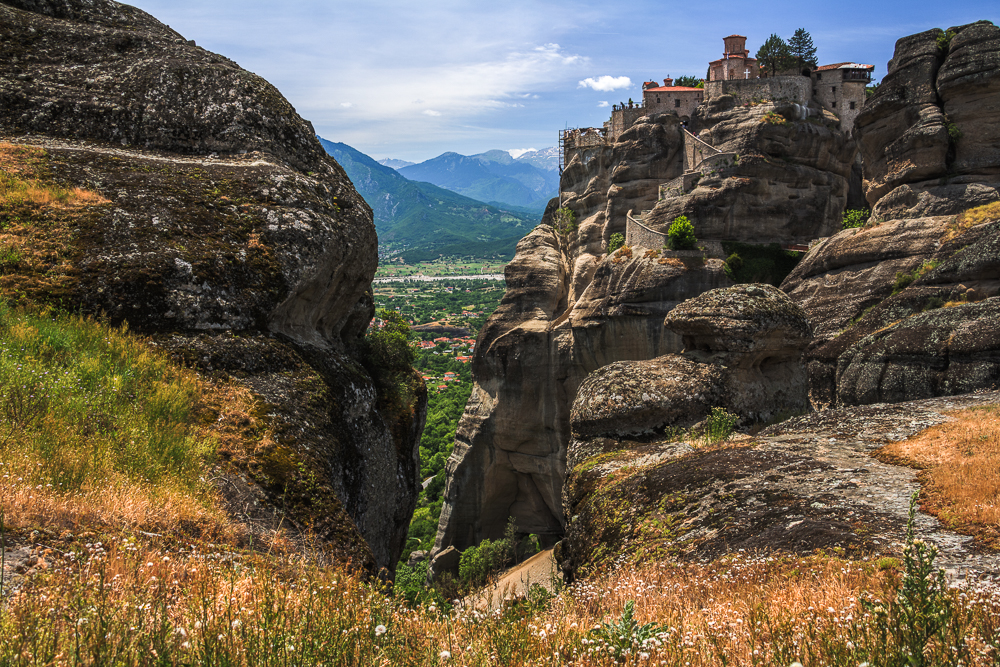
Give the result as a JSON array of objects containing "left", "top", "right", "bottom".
[
  {"left": 708, "top": 35, "right": 758, "bottom": 81},
  {"left": 641, "top": 77, "right": 704, "bottom": 120},
  {"left": 580, "top": 34, "right": 874, "bottom": 148}
]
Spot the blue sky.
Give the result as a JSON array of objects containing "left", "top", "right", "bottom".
[{"left": 126, "top": 0, "right": 997, "bottom": 162}]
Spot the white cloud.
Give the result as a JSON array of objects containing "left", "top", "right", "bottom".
[
  {"left": 423, "top": 109, "right": 442, "bottom": 117},
  {"left": 597, "top": 100, "right": 609, "bottom": 107},
  {"left": 339, "top": 102, "right": 353, "bottom": 108},
  {"left": 578, "top": 75, "right": 632, "bottom": 92}
]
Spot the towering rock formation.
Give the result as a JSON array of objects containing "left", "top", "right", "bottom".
[
  {"left": 0, "top": 0, "right": 425, "bottom": 573},
  {"left": 783, "top": 20, "right": 1000, "bottom": 408},
  {"left": 433, "top": 96, "right": 857, "bottom": 562}
]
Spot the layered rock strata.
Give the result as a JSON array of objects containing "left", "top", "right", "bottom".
[
  {"left": 0, "top": 0, "right": 424, "bottom": 573},
  {"left": 643, "top": 99, "right": 856, "bottom": 245},
  {"left": 431, "top": 114, "right": 731, "bottom": 561},
  {"left": 784, "top": 21, "right": 1000, "bottom": 409},
  {"left": 856, "top": 21, "right": 1000, "bottom": 220}
]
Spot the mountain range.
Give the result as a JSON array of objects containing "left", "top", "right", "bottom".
[
  {"left": 397, "top": 149, "right": 559, "bottom": 213},
  {"left": 319, "top": 138, "right": 539, "bottom": 262}
]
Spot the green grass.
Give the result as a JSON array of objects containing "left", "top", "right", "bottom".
[{"left": 0, "top": 302, "right": 215, "bottom": 510}]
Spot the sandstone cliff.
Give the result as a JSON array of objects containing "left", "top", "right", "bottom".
[
  {"left": 783, "top": 21, "right": 1000, "bottom": 409},
  {"left": 0, "top": 0, "right": 425, "bottom": 573},
  {"left": 643, "top": 99, "right": 855, "bottom": 245},
  {"left": 433, "top": 98, "right": 857, "bottom": 563}
]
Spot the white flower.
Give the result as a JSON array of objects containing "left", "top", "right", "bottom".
[
  {"left": 789, "top": 663, "right": 804, "bottom": 667},
  {"left": 375, "top": 624, "right": 387, "bottom": 636},
  {"left": 180, "top": 642, "right": 191, "bottom": 650},
  {"left": 231, "top": 620, "right": 241, "bottom": 629},
  {"left": 440, "top": 650, "right": 451, "bottom": 660}
]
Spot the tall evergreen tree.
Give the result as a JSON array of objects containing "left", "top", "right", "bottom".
[
  {"left": 789, "top": 28, "right": 818, "bottom": 68},
  {"left": 756, "top": 34, "right": 793, "bottom": 76}
]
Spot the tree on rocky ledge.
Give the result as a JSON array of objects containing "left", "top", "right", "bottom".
[
  {"left": 756, "top": 34, "right": 794, "bottom": 76},
  {"left": 675, "top": 75, "right": 701, "bottom": 88},
  {"left": 789, "top": 28, "right": 818, "bottom": 69}
]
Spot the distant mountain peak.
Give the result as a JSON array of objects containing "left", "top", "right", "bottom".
[
  {"left": 377, "top": 158, "right": 416, "bottom": 170},
  {"left": 507, "top": 148, "right": 538, "bottom": 159}
]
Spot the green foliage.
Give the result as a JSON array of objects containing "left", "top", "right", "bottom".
[
  {"left": 674, "top": 75, "right": 701, "bottom": 88},
  {"left": 721, "top": 241, "right": 803, "bottom": 286},
  {"left": 724, "top": 252, "right": 743, "bottom": 272},
  {"left": 756, "top": 34, "right": 795, "bottom": 76},
  {"left": 945, "top": 120, "right": 963, "bottom": 143},
  {"left": 760, "top": 111, "right": 789, "bottom": 126},
  {"left": 0, "top": 302, "right": 213, "bottom": 492},
  {"left": 866, "top": 81, "right": 881, "bottom": 99},
  {"left": 361, "top": 309, "right": 415, "bottom": 374},
  {"left": 936, "top": 28, "right": 957, "bottom": 53},
  {"left": 588, "top": 601, "right": 668, "bottom": 663},
  {"left": 858, "top": 492, "right": 968, "bottom": 667},
  {"left": 459, "top": 518, "right": 518, "bottom": 588},
  {"left": 788, "top": 28, "right": 818, "bottom": 68},
  {"left": 607, "top": 232, "right": 625, "bottom": 254},
  {"left": 842, "top": 208, "right": 870, "bottom": 229},
  {"left": 393, "top": 559, "right": 432, "bottom": 606},
  {"left": 666, "top": 216, "right": 697, "bottom": 250},
  {"left": 704, "top": 407, "right": 738, "bottom": 444},
  {"left": 553, "top": 207, "right": 577, "bottom": 236},
  {"left": 891, "top": 260, "right": 940, "bottom": 295}
]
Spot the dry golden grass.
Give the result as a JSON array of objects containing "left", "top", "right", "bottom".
[
  {"left": 943, "top": 201, "right": 1000, "bottom": 242},
  {"left": 5, "top": 540, "right": 1000, "bottom": 666},
  {"left": 878, "top": 405, "right": 1000, "bottom": 547}
]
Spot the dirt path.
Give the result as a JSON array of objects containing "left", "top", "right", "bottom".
[{"left": 470, "top": 549, "right": 559, "bottom": 610}]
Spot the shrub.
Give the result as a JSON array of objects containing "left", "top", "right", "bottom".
[
  {"left": 607, "top": 232, "right": 625, "bottom": 254},
  {"left": 704, "top": 407, "right": 738, "bottom": 444},
  {"left": 588, "top": 600, "right": 667, "bottom": 662},
  {"left": 724, "top": 252, "right": 743, "bottom": 273},
  {"left": 667, "top": 216, "right": 697, "bottom": 250},
  {"left": 761, "top": 111, "right": 789, "bottom": 126},
  {"left": 393, "top": 559, "right": 431, "bottom": 606},
  {"left": 553, "top": 207, "right": 577, "bottom": 236},
  {"left": 842, "top": 208, "right": 870, "bottom": 229},
  {"left": 459, "top": 518, "right": 517, "bottom": 588}
]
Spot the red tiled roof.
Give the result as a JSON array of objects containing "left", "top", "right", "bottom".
[
  {"left": 644, "top": 86, "right": 703, "bottom": 92},
  {"left": 815, "top": 62, "right": 874, "bottom": 71},
  {"left": 724, "top": 34, "right": 747, "bottom": 39}
]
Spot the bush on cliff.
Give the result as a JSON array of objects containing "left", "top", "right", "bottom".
[
  {"left": 607, "top": 232, "right": 625, "bottom": 254},
  {"left": 722, "top": 241, "right": 803, "bottom": 286},
  {"left": 842, "top": 208, "right": 870, "bottom": 229},
  {"left": 667, "top": 216, "right": 697, "bottom": 250}
]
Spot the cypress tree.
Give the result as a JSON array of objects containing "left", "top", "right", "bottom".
[{"left": 789, "top": 28, "right": 818, "bottom": 68}]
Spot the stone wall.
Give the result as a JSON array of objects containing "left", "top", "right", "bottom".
[
  {"left": 704, "top": 77, "right": 811, "bottom": 105},
  {"left": 643, "top": 90, "right": 704, "bottom": 120},
  {"left": 608, "top": 106, "right": 650, "bottom": 140},
  {"left": 625, "top": 211, "right": 667, "bottom": 249},
  {"left": 811, "top": 71, "right": 868, "bottom": 132}
]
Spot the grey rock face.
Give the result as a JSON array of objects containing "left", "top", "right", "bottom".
[
  {"left": 571, "top": 285, "right": 812, "bottom": 444},
  {"left": 856, "top": 21, "right": 1000, "bottom": 220},
  {"left": 644, "top": 102, "right": 855, "bottom": 245},
  {"left": 0, "top": 0, "right": 424, "bottom": 573},
  {"left": 431, "top": 113, "right": 733, "bottom": 556}
]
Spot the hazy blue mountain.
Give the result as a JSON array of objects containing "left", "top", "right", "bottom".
[
  {"left": 377, "top": 158, "right": 416, "bottom": 170},
  {"left": 398, "top": 149, "right": 559, "bottom": 213},
  {"left": 320, "top": 138, "right": 536, "bottom": 261}
]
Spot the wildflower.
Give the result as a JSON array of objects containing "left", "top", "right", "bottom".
[
  {"left": 180, "top": 642, "right": 191, "bottom": 650},
  {"left": 375, "top": 624, "right": 387, "bottom": 636},
  {"left": 231, "top": 620, "right": 241, "bottom": 629},
  {"left": 440, "top": 650, "right": 451, "bottom": 660},
  {"left": 789, "top": 663, "right": 804, "bottom": 667}
]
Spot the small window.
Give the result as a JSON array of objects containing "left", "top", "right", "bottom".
[
  {"left": 849, "top": 101, "right": 856, "bottom": 110},
  {"left": 813, "top": 89, "right": 817, "bottom": 95},
  {"left": 675, "top": 98, "right": 681, "bottom": 108},
  {"left": 816, "top": 72, "right": 822, "bottom": 80},
  {"left": 832, "top": 101, "right": 837, "bottom": 108},
  {"left": 832, "top": 86, "right": 837, "bottom": 94},
  {"left": 656, "top": 97, "right": 660, "bottom": 103}
]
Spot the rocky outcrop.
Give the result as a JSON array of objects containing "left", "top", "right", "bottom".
[
  {"left": 643, "top": 100, "right": 855, "bottom": 245},
  {"left": 560, "top": 390, "right": 1000, "bottom": 580},
  {"left": 0, "top": 0, "right": 424, "bottom": 573},
  {"left": 429, "top": 113, "right": 730, "bottom": 563},
  {"left": 570, "top": 284, "right": 811, "bottom": 455},
  {"left": 790, "top": 215, "right": 1000, "bottom": 408},
  {"left": 433, "top": 91, "right": 865, "bottom": 567},
  {"left": 856, "top": 21, "right": 1000, "bottom": 220},
  {"left": 784, "top": 21, "right": 1000, "bottom": 410}
]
